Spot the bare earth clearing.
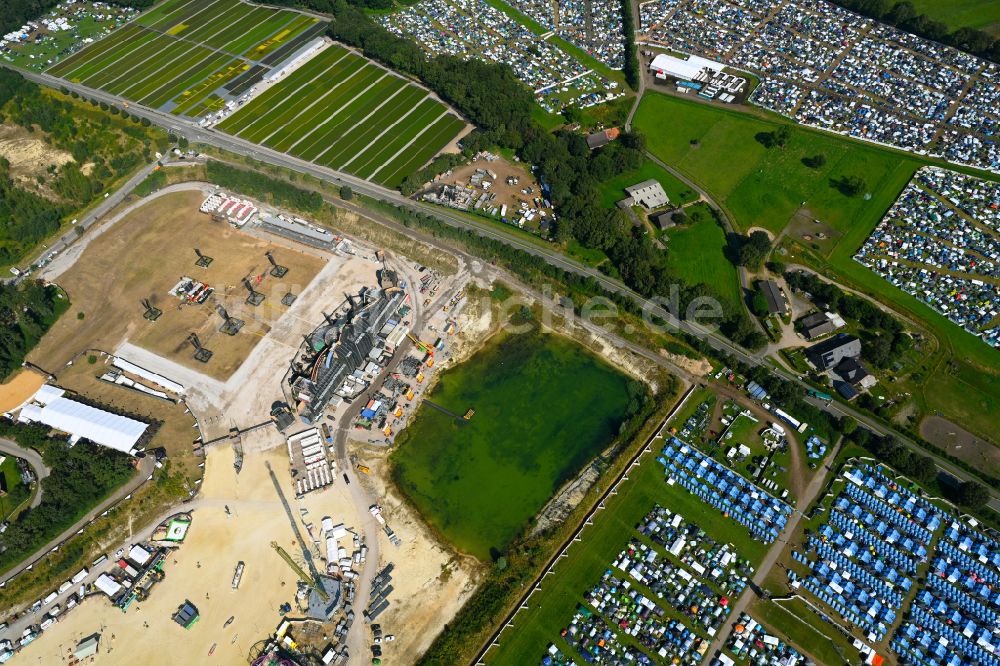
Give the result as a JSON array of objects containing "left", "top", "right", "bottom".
[{"left": 28, "top": 190, "right": 326, "bottom": 381}]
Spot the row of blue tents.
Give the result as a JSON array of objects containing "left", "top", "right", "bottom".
[
  {"left": 842, "top": 480, "right": 936, "bottom": 545},
  {"left": 658, "top": 438, "right": 790, "bottom": 544},
  {"left": 826, "top": 507, "right": 920, "bottom": 573}
]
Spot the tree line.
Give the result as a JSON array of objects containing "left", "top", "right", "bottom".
[
  {"left": 0, "top": 281, "right": 66, "bottom": 381},
  {"left": 205, "top": 161, "right": 323, "bottom": 212},
  {"left": 830, "top": 0, "right": 1000, "bottom": 63},
  {"left": 0, "top": 422, "right": 135, "bottom": 574}
]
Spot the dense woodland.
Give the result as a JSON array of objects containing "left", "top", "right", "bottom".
[
  {"left": 830, "top": 0, "right": 1000, "bottom": 63},
  {"left": 0, "top": 281, "right": 66, "bottom": 380},
  {"left": 0, "top": 422, "right": 135, "bottom": 573}
]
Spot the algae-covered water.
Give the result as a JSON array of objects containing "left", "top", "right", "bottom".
[{"left": 391, "top": 329, "right": 631, "bottom": 560}]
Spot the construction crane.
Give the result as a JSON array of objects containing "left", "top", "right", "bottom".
[
  {"left": 407, "top": 333, "right": 434, "bottom": 356},
  {"left": 270, "top": 542, "right": 329, "bottom": 602}
]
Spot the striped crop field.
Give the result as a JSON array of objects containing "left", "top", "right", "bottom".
[
  {"left": 217, "top": 44, "right": 465, "bottom": 186},
  {"left": 46, "top": 0, "right": 462, "bottom": 188},
  {"left": 46, "top": 0, "right": 324, "bottom": 118}
]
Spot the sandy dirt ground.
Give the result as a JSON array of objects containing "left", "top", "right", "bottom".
[
  {"left": 16, "top": 440, "right": 369, "bottom": 666},
  {"left": 28, "top": 190, "right": 326, "bottom": 381},
  {"left": 920, "top": 415, "right": 1000, "bottom": 474},
  {"left": 352, "top": 446, "right": 481, "bottom": 665},
  {"left": 0, "top": 123, "right": 74, "bottom": 198},
  {"left": 431, "top": 154, "right": 552, "bottom": 232},
  {"left": 0, "top": 368, "right": 46, "bottom": 413},
  {"left": 110, "top": 246, "right": 380, "bottom": 443}
]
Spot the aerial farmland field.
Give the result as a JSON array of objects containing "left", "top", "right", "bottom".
[
  {"left": 216, "top": 43, "right": 465, "bottom": 187},
  {"left": 46, "top": 0, "right": 325, "bottom": 119},
  {"left": 44, "top": 0, "right": 464, "bottom": 186}
]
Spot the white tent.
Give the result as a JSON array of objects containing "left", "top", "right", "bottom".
[
  {"left": 94, "top": 574, "right": 122, "bottom": 598},
  {"left": 19, "top": 389, "right": 148, "bottom": 454}
]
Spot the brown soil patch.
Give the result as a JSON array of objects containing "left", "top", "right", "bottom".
[
  {"left": 434, "top": 154, "right": 553, "bottom": 232},
  {"left": 0, "top": 368, "right": 46, "bottom": 413},
  {"left": 54, "top": 359, "right": 202, "bottom": 479},
  {"left": 920, "top": 415, "right": 1000, "bottom": 476},
  {"left": 29, "top": 190, "right": 326, "bottom": 381},
  {"left": 0, "top": 123, "right": 74, "bottom": 198}
]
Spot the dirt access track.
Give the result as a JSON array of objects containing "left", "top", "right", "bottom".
[{"left": 29, "top": 189, "right": 326, "bottom": 381}]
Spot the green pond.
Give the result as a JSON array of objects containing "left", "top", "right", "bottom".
[{"left": 391, "top": 329, "right": 631, "bottom": 560}]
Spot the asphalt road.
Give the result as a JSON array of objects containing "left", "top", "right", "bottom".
[
  {"left": 0, "top": 456, "right": 155, "bottom": 587},
  {"left": 0, "top": 439, "right": 50, "bottom": 510},
  {"left": 10, "top": 68, "right": 997, "bottom": 514},
  {"left": 6, "top": 161, "right": 158, "bottom": 282}
]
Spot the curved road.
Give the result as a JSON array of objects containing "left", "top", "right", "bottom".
[
  {"left": 8, "top": 67, "right": 996, "bottom": 514},
  {"left": 0, "top": 456, "right": 155, "bottom": 586},
  {"left": 0, "top": 439, "right": 50, "bottom": 510}
]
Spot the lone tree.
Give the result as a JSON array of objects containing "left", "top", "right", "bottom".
[
  {"left": 837, "top": 175, "right": 867, "bottom": 197},
  {"left": 737, "top": 231, "right": 772, "bottom": 270},
  {"left": 804, "top": 153, "right": 827, "bottom": 168},
  {"left": 339, "top": 185, "right": 353, "bottom": 201}
]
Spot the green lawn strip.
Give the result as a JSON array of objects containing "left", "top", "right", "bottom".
[
  {"left": 272, "top": 58, "right": 384, "bottom": 152},
  {"left": 135, "top": 0, "right": 193, "bottom": 26},
  {"left": 749, "top": 597, "right": 861, "bottom": 665},
  {"left": 662, "top": 215, "right": 741, "bottom": 307},
  {"left": 203, "top": 6, "right": 277, "bottom": 50},
  {"left": 598, "top": 159, "right": 699, "bottom": 209},
  {"left": 82, "top": 35, "right": 187, "bottom": 90},
  {"left": 183, "top": 94, "right": 225, "bottom": 118},
  {"left": 290, "top": 74, "right": 400, "bottom": 160},
  {"left": 75, "top": 33, "right": 178, "bottom": 88},
  {"left": 156, "top": 0, "right": 240, "bottom": 34},
  {"left": 484, "top": 454, "right": 769, "bottom": 665},
  {"left": 141, "top": 51, "right": 233, "bottom": 108},
  {"left": 169, "top": 59, "right": 245, "bottom": 114},
  {"left": 248, "top": 57, "right": 371, "bottom": 147},
  {"left": 322, "top": 87, "right": 431, "bottom": 169},
  {"left": 244, "top": 15, "right": 316, "bottom": 58},
  {"left": 379, "top": 115, "right": 465, "bottom": 188},
  {"left": 143, "top": 0, "right": 216, "bottom": 29},
  {"left": 180, "top": 1, "right": 253, "bottom": 42},
  {"left": 219, "top": 10, "right": 298, "bottom": 55},
  {"left": 239, "top": 53, "right": 364, "bottom": 143},
  {"left": 378, "top": 115, "right": 464, "bottom": 187},
  {"left": 260, "top": 64, "right": 384, "bottom": 151},
  {"left": 60, "top": 28, "right": 159, "bottom": 82},
  {"left": 306, "top": 78, "right": 412, "bottom": 164},
  {"left": 128, "top": 47, "right": 226, "bottom": 104},
  {"left": 218, "top": 45, "right": 349, "bottom": 133},
  {"left": 351, "top": 101, "right": 446, "bottom": 178},
  {"left": 273, "top": 72, "right": 405, "bottom": 158},
  {"left": 47, "top": 24, "right": 142, "bottom": 76},
  {"left": 101, "top": 41, "right": 204, "bottom": 96}
]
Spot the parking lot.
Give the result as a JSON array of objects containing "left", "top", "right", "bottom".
[
  {"left": 854, "top": 166, "right": 999, "bottom": 348},
  {"left": 378, "top": 0, "right": 624, "bottom": 113},
  {"left": 638, "top": 0, "right": 1000, "bottom": 173}
]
